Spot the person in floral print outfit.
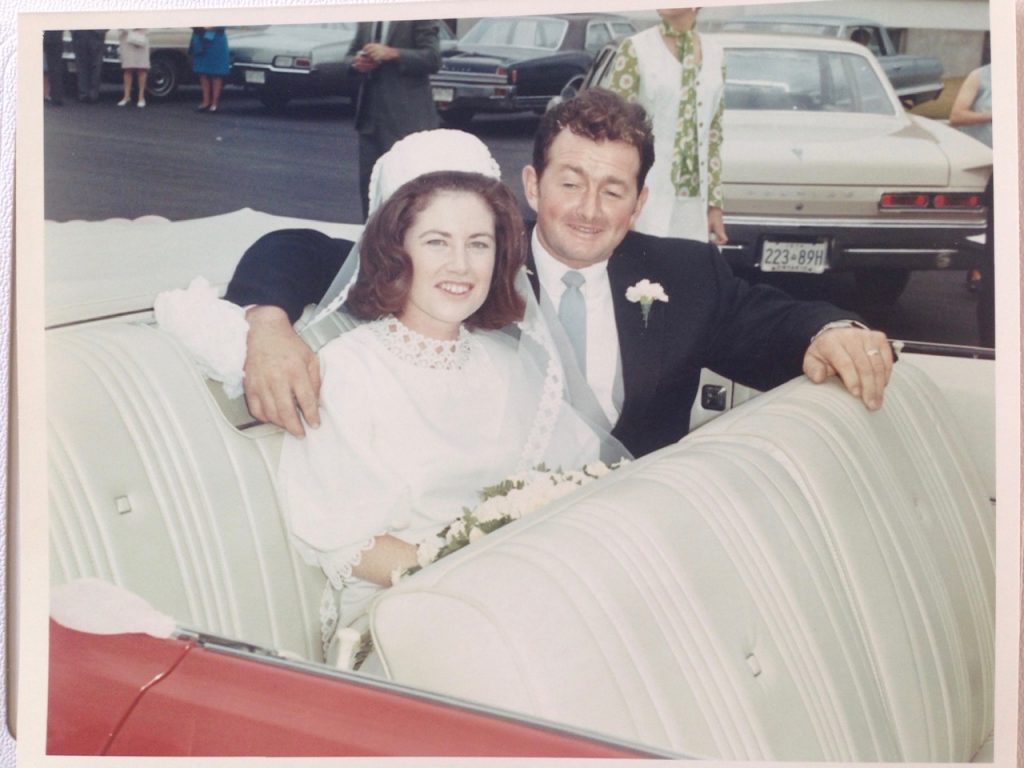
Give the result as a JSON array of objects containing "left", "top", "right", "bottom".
[{"left": 606, "top": 8, "right": 726, "bottom": 244}]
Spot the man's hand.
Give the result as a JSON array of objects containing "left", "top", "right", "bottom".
[
  {"left": 244, "top": 305, "right": 321, "bottom": 437},
  {"left": 352, "top": 51, "right": 380, "bottom": 73},
  {"left": 359, "top": 42, "right": 400, "bottom": 63},
  {"left": 803, "top": 326, "right": 894, "bottom": 411},
  {"left": 708, "top": 206, "right": 728, "bottom": 245},
  {"left": 353, "top": 44, "right": 397, "bottom": 72}
]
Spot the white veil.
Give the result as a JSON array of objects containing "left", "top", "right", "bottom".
[{"left": 302, "top": 129, "right": 630, "bottom": 467}]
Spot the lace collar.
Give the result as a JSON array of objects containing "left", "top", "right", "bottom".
[{"left": 371, "top": 316, "right": 472, "bottom": 370}]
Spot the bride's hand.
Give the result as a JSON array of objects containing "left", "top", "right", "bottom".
[{"left": 244, "top": 305, "right": 321, "bottom": 437}]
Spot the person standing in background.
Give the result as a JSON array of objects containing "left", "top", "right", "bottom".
[
  {"left": 606, "top": 7, "right": 727, "bottom": 244},
  {"left": 43, "top": 30, "right": 66, "bottom": 106},
  {"left": 71, "top": 29, "right": 106, "bottom": 103},
  {"left": 949, "top": 63, "right": 994, "bottom": 347},
  {"left": 950, "top": 64, "right": 992, "bottom": 148},
  {"left": 117, "top": 28, "right": 150, "bottom": 107},
  {"left": 345, "top": 19, "right": 442, "bottom": 220},
  {"left": 191, "top": 27, "right": 231, "bottom": 112}
]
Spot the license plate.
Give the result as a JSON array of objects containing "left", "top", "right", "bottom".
[
  {"left": 432, "top": 86, "right": 454, "bottom": 103},
  {"left": 245, "top": 70, "right": 266, "bottom": 85},
  {"left": 760, "top": 239, "right": 829, "bottom": 274}
]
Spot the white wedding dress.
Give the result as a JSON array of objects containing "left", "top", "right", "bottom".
[{"left": 278, "top": 316, "right": 603, "bottom": 656}]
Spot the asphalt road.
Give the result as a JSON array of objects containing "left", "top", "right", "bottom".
[{"left": 42, "top": 84, "right": 990, "bottom": 347}]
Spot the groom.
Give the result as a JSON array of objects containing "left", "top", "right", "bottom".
[{"left": 225, "top": 89, "right": 893, "bottom": 457}]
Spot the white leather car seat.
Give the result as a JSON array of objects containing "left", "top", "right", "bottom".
[
  {"left": 48, "top": 321, "right": 326, "bottom": 661},
  {"left": 371, "top": 363, "right": 994, "bottom": 761}
]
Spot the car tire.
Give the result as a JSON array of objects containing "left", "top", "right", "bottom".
[
  {"left": 854, "top": 268, "right": 910, "bottom": 306},
  {"left": 258, "top": 90, "right": 291, "bottom": 111},
  {"left": 146, "top": 52, "right": 182, "bottom": 101},
  {"left": 439, "top": 109, "right": 475, "bottom": 128}
]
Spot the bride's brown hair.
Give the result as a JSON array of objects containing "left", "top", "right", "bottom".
[{"left": 347, "top": 171, "right": 527, "bottom": 330}]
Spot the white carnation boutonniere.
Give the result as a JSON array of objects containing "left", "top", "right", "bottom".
[{"left": 625, "top": 279, "right": 669, "bottom": 328}]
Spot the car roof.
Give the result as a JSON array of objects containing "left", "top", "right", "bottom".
[{"left": 721, "top": 14, "right": 881, "bottom": 28}]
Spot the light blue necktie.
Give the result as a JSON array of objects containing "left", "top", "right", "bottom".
[{"left": 559, "top": 270, "right": 587, "bottom": 373}]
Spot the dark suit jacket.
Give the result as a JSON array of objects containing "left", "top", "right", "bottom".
[
  {"left": 226, "top": 228, "right": 853, "bottom": 456},
  {"left": 346, "top": 20, "right": 442, "bottom": 144}
]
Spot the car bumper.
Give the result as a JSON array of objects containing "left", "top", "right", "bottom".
[
  {"left": 718, "top": 214, "right": 987, "bottom": 275},
  {"left": 430, "top": 80, "right": 547, "bottom": 114}
]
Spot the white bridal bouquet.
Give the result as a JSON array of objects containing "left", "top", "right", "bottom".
[{"left": 392, "top": 460, "right": 628, "bottom": 585}]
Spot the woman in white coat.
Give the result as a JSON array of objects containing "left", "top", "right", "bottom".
[
  {"left": 116, "top": 28, "right": 150, "bottom": 108},
  {"left": 606, "top": 8, "right": 727, "bottom": 244}
]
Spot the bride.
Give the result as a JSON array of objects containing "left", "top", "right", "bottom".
[{"left": 275, "top": 131, "right": 629, "bottom": 668}]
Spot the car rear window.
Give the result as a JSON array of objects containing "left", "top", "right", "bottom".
[
  {"left": 723, "top": 48, "right": 896, "bottom": 116},
  {"left": 461, "top": 17, "right": 568, "bottom": 50}
]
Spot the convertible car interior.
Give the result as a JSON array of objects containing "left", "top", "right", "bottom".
[{"left": 44, "top": 210, "right": 995, "bottom": 758}]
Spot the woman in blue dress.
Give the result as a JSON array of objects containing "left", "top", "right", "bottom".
[{"left": 190, "top": 27, "right": 230, "bottom": 112}]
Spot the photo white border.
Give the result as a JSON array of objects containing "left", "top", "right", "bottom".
[{"left": 6, "top": 0, "right": 1020, "bottom": 765}]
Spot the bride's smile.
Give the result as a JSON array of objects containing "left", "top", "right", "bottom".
[{"left": 399, "top": 190, "right": 497, "bottom": 340}]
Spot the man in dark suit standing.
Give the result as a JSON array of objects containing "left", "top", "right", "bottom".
[
  {"left": 227, "top": 89, "right": 893, "bottom": 455},
  {"left": 43, "top": 30, "right": 67, "bottom": 106},
  {"left": 71, "top": 29, "right": 106, "bottom": 103},
  {"left": 346, "top": 19, "right": 442, "bottom": 219}
]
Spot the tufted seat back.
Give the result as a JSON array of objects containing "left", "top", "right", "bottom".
[
  {"left": 47, "top": 322, "right": 327, "bottom": 661},
  {"left": 371, "top": 363, "right": 995, "bottom": 761}
]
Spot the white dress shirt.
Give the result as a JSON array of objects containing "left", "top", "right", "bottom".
[{"left": 532, "top": 230, "right": 622, "bottom": 424}]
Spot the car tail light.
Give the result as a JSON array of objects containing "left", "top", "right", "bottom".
[
  {"left": 879, "top": 192, "right": 984, "bottom": 210},
  {"left": 496, "top": 66, "right": 508, "bottom": 77},
  {"left": 510, "top": 69, "right": 518, "bottom": 84},
  {"left": 272, "top": 55, "right": 312, "bottom": 69},
  {"left": 879, "top": 193, "right": 929, "bottom": 209},
  {"left": 933, "top": 192, "right": 983, "bottom": 209}
]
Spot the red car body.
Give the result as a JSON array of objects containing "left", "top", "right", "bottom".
[{"left": 48, "top": 620, "right": 660, "bottom": 757}]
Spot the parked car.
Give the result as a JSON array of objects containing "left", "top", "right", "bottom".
[
  {"left": 62, "top": 27, "right": 260, "bottom": 101},
  {"left": 717, "top": 14, "right": 944, "bottom": 105},
  {"left": 429, "top": 13, "right": 636, "bottom": 126},
  {"left": 556, "top": 34, "right": 991, "bottom": 305},
  {"left": 230, "top": 21, "right": 457, "bottom": 110},
  {"left": 36, "top": 208, "right": 995, "bottom": 758}
]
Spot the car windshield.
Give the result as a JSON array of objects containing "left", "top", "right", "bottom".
[
  {"left": 723, "top": 48, "right": 896, "bottom": 116},
  {"left": 460, "top": 17, "right": 568, "bottom": 50}
]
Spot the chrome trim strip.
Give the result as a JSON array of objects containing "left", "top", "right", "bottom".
[
  {"left": 433, "top": 72, "right": 507, "bottom": 85},
  {"left": 894, "top": 81, "right": 945, "bottom": 97},
  {"left": 841, "top": 247, "right": 960, "bottom": 256},
  {"left": 234, "top": 62, "right": 312, "bottom": 76},
  {"left": 900, "top": 341, "right": 995, "bottom": 359},
  {"left": 723, "top": 214, "right": 985, "bottom": 229}
]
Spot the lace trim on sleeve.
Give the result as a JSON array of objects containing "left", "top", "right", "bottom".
[
  {"left": 313, "top": 534, "right": 379, "bottom": 590},
  {"left": 312, "top": 534, "right": 378, "bottom": 662}
]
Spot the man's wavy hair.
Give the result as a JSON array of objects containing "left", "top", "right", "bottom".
[
  {"left": 533, "top": 88, "right": 655, "bottom": 192},
  {"left": 346, "top": 170, "right": 527, "bottom": 330}
]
